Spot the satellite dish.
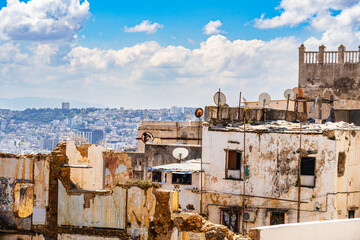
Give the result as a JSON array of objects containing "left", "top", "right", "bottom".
[
  {"left": 213, "top": 91, "right": 226, "bottom": 106},
  {"left": 141, "top": 132, "right": 154, "bottom": 143},
  {"left": 292, "top": 87, "right": 303, "bottom": 98},
  {"left": 195, "top": 108, "right": 204, "bottom": 118},
  {"left": 284, "top": 89, "right": 294, "bottom": 100},
  {"left": 258, "top": 92, "right": 271, "bottom": 107},
  {"left": 172, "top": 147, "right": 189, "bottom": 161}
]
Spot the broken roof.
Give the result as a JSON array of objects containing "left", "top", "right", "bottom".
[
  {"left": 148, "top": 159, "right": 202, "bottom": 173},
  {"left": 209, "top": 120, "right": 360, "bottom": 134}
]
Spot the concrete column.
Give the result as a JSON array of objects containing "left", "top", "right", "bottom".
[
  {"left": 338, "top": 44, "right": 346, "bottom": 63},
  {"left": 299, "top": 44, "right": 306, "bottom": 65},
  {"left": 318, "top": 44, "right": 326, "bottom": 64},
  {"left": 299, "top": 44, "right": 306, "bottom": 88}
]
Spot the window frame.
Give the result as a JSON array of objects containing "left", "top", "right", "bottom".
[
  {"left": 220, "top": 208, "right": 241, "bottom": 233},
  {"left": 224, "top": 149, "right": 242, "bottom": 180},
  {"left": 151, "top": 171, "right": 163, "bottom": 183},
  {"left": 171, "top": 173, "right": 192, "bottom": 185},
  {"left": 300, "top": 156, "right": 316, "bottom": 188}
]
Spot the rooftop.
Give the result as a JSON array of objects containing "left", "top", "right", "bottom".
[
  {"left": 148, "top": 159, "right": 202, "bottom": 173},
  {"left": 208, "top": 120, "right": 360, "bottom": 134}
]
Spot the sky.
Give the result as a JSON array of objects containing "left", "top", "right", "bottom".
[{"left": 1, "top": 0, "right": 360, "bottom": 108}]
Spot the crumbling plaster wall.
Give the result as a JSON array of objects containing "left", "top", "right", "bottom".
[
  {"left": 202, "top": 126, "right": 338, "bottom": 230},
  {"left": 333, "top": 130, "right": 360, "bottom": 219},
  {"left": 65, "top": 142, "right": 107, "bottom": 190},
  {"left": 0, "top": 154, "right": 49, "bottom": 230}
]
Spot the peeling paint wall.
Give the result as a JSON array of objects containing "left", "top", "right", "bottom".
[
  {"left": 0, "top": 157, "right": 34, "bottom": 230},
  {"left": 65, "top": 142, "right": 107, "bottom": 190},
  {"left": 57, "top": 180, "right": 126, "bottom": 229},
  {"left": 202, "top": 126, "right": 339, "bottom": 232},
  {"left": 103, "top": 151, "right": 132, "bottom": 188},
  {"left": 333, "top": 130, "right": 360, "bottom": 219}
]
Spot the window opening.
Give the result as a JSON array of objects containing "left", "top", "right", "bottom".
[
  {"left": 270, "top": 211, "right": 285, "bottom": 225},
  {"left": 226, "top": 150, "right": 241, "bottom": 179},
  {"left": 349, "top": 210, "right": 355, "bottom": 219},
  {"left": 172, "top": 173, "right": 192, "bottom": 185},
  {"left": 152, "top": 171, "right": 162, "bottom": 182},
  {"left": 221, "top": 209, "right": 240, "bottom": 232},
  {"left": 301, "top": 157, "right": 315, "bottom": 187}
]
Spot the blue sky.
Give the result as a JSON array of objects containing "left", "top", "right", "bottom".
[{"left": 0, "top": 0, "right": 359, "bottom": 108}]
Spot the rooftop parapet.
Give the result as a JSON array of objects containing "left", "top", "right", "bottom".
[
  {"left": 300, "top": 44, "right": 360, "bottom": 64},
  {"left": 204, "top": 106, "right": 307, "bottom": 125}
]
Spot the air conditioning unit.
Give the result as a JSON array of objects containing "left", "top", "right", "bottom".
[{"left": 244, "top": 211, "right": 256, "bottom": 222}]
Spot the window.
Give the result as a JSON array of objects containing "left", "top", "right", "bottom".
[
  {"left": 172, "top": 173, "right": 192, "bottom": 185},
  {"left": 221, "top": 209, "right": 240, "bottom": 232},
  {"left": 225, "top": 150, "right": 241, "bottom": 179},
  {"left": 152, "top": 171, "right": 162, "bottom": 182},
  {"left": 349, "top": 210, "right": 355, "bottom": 219},
  {"left": 270, "top": 211, "right": 285, "bottom": 225},
  {"left": 301, "top": 157, "right": 315, "bottom": 187}
]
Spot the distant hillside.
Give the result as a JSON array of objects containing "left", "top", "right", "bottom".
[{"left": 0, "top": 97, "right": 104, "bottom": 110}]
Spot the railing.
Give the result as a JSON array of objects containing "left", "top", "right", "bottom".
[
  {"left": 304, "top": 52, "right": 318, "bottom": 63},
  {"left": 303, "top": 48, "right": 360, "bottom": 64},
  {"left": 344, "top": 51, "right": 359, "bottom": 63},
  {"left": 324, "top": 51, "right": 338, "bottom": 63}
]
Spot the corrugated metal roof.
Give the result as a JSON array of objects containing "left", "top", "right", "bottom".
[{"left": 148, "top": 159, "right": 202, "bottom": 173}]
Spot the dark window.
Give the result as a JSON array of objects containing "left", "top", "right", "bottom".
[
  {"left": 349, "top": 210, "right": 355, "bottom": 219},
  {"left": 301, "top": 157, "right": 315, "bottom": 175},
  {"left": 152, "top": 171, "right": 162, "bottom": 182},
  {"left": 221, "top": 209, "right": 240, "bottom": 232},
  {"left": 172, "top": 173, "right": 192, "bottom": 185},
  {"left": 228, "top": 151, "right": 241, "bottom": 170},
  {"left": 270, "top": 211, "right": 285, "bottom": 225}
]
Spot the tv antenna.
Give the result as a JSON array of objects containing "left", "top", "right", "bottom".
[
  {"left": 141, "top": 132, "right": 154, "bottom": 143},
  {"left": 284, "top": 89, "right": 294, "bottom": 111},
  {"left": 172, "top": 147, "right": 189, "bottom": 162},
  {"left": 258, "top": 92, "right": 271, "bottom": 108}
]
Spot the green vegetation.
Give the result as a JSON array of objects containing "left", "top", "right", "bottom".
[{"left": 8, "top": 108, "right": 99, "bottom": 123}]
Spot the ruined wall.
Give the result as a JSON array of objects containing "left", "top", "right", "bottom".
[
  {"left": 62, "top": 142, "right": 133, "bottom": 190},
  {"left": 137, "top": 121, "right": 202, "bottom": 152},
  {"left": 202, "top": 126, "right": 338, "bottom": 231}
]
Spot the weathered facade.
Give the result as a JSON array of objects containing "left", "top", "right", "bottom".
[
  {"left": 201, "top": 120, "right": 360, "bottom": 233},
  {"left": 129, "top": 143, "right": 201, "bottom": 180},
  {"left": 299, "top": 44, "right": 360, "bottom": 119},
  {"left": 137, "top": 121, "right": 202, "bottom": 152},
  {"left": 149, "top": 160, "right": 202, "bottom": 212}
]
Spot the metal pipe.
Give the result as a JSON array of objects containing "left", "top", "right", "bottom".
[
  {"left": 297, "top": 121, "right": 302, "bottom": 223},
  {"left": 241, "top": 110, "right": 246, "bottom": 234}
]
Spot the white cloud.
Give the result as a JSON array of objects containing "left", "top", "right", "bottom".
[
  {"left": 0, "top": 0, "right": 90, "bottom": 41},
  {"left": 0, "top": 35, "right": 298, "bottom": 107},
  {"left": 124, "top": 20, "right": 163, "bottom": 34},
  {"left": 254, "top": 0, "right": 360, "bottom": 49},
  {"left": 202, "top": 20, "right": 223, "bottom": 35}
]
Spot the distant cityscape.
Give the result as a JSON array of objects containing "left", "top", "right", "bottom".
[{"left": 0, "top": 103, "right": 200, "bottom": 154}]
